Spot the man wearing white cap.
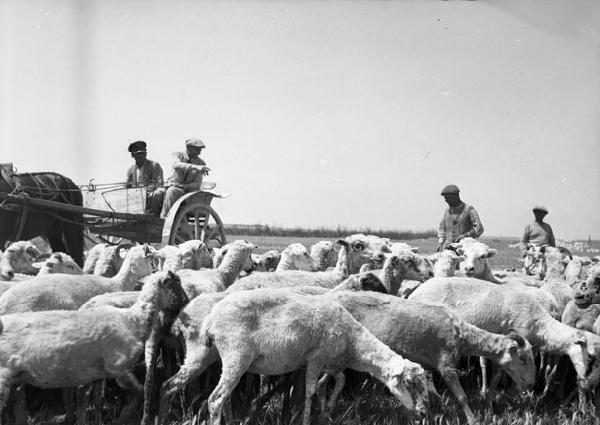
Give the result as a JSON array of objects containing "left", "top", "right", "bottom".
[
  {"left": 520, "top": 205, "right": 556, "bottom": 248},
  {"left": 154, "top": 138, "right": 211, "bottom": 217}
]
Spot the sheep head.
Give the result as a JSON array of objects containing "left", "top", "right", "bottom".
[
  {"left": 0, "top": 250, "right": 15, "bottom": 281},
  {"left": 448, "top": 240, "right": 497, "bottom": 278},
  {"left": 4, "top": 240, "right": 41, "bottom": 274},
  {"left": 496, "top": 330, "right": 535, "bottom": 391},
  {"left": 178, "top": 240, "right": 212, "bottom": 269},
  {"left": 35, "top": 253, "right": 84, "bottom": 275},
  {"left": 536, "top": 246, "right": 572, "bottom": 280},
  {"left": 333, "top": 272, "right": 387, "bottom": 293},
  {"left": 395, "top": 252, "right": 434, "bottom": 283},
  {"left": 310, "top": 241, "right": 338, "bottom": 271},
  {"left": 574, "top": 268, "right": 600, "bottom": 307},
  {"left": 432, "top": 250, "right": 465, "bottom": 277},
  {"left": 338, "top": 234, "right": 391, "bottom": 274},
  {"left": 252, "top": 250, "right": 281, "bottom": 272},
  {"left": 385, "top": 358, "right": 428, "bottom": 419},
  {"left": 279, "top": 243, "right": 313, "bottom": 271}
]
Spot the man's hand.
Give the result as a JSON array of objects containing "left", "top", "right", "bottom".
[
  {"left": 452, "top": 234, "right": 468, "bottom": 243},
  {"left": 193, "top": 165, "right": 211, "bottom": 176}
]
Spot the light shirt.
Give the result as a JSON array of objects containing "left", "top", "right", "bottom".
[
  {"left": 438, "top": 202, "right": 484, "bottom": 246},
  {"left": 167, "top": 151, "right": 206, "bottom": 191},
  {"left": 520, "top": 221, "right": 556, "bottom": 247}
]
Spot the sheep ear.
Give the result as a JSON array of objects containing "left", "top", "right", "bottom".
[
  {"left": 410, "top": 247, "right": 419, "bottom": 253},
  {"left": 456, "top": 255, "right": 466, "bottom": 263},
  {"left": 486, "top": 249, "right": 497, "bottom": 258},
  {"left": 336, "top": 239, "right": 349, "bottom": 247},
  {"left": 426, "top": 378, "right": 440, "bottom": 398}
]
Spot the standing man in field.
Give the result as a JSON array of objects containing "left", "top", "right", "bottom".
[
  {"left": 125, "top": 141, "right": 164, "bottom": 215},
  {"left": 519, "top": 205, "right": 556, "bottom": 248},
  {"left": 155, "top": 138, "right": 211, "bottom": 218},
  {"left": 437, "top": 184, "right": 484, "bottom": 251}
]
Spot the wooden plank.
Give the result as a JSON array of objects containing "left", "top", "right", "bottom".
[
  {"left": 0, "top": 192, "right": 162, "bottom": 223},
  {"left": 83, "top": 187, "right": 146, "bottom": 215}
]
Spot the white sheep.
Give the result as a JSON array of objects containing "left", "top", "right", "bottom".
[
  {"left": 176, "top": 240, "right": 258, "bottom": 299},
  {"left": 375, "top": 253, "right": 433, "bottom": 296},
  {"left": 35, "top": 252, "right": 84, "bottom": 276},
  {"left": 82, "top": 243, "right": 109, "bottom": 274},
  {"left": 409, "top": 277, "right": 600, "bottom": 391},
  {"left": 199, "top": 289, "right": 429, "bottom": 425},
  {"left": 93, "top": 244, "right": 129, "bottom": 277},
  {"left": 226, "top": 237, "right": 389, "bottom": 292},
  {"left": 212, "top": 240, "right": 255, "bottom": 273},
  {"left": 275, "top": 243, "right": 314, "bottom": 271},
  {"left": 0, "top": 270, "right": 189, "bottom": 422},
  {"left": 390, "top": 242, "right": 419, "bottom": 255},
  {"left": 177, "top": 240, "right": 213, "bottom": 269},
  {"left": 445, "top": 238, "right": 502, "bottom": 283},
  {"left": 310, "top": 241, "right": 338, "bottom": 271},
  {"left": 318, "top": 291, "right": 535, "bottom": 424},
  {"left": 251, "top": 250, "right": 281, "bottom": 272},
  {"left": 0, "top": 244, "right": 158, "bottom": 314},
  {"left": 431, "top": 250, "right": 465, "bottom": 278},
  {"left": 565, "top": 256, "right": 596, "bottom": 287},
  {"left": 3, "top": 241, "right": 41, "bottom": 275},
  {"left": 0, "top": 251, "right": 14, "bottom": 282}
]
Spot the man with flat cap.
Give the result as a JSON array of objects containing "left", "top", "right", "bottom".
[
  {"left": 125, "top": 141, "right": 164, "bottom": 215},
  {"left": 155, "top": 138, "right": 211, "bottom": 218},
  {"left": 520, "top": 205, "right": 556, "bottom": 248},
  {"left": 437, "top": 184, "right": 484, "bottom": 251}
]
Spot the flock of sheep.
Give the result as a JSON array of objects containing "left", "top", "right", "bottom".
[{"left": 0, "top": 234, "right": 598, "bottom": 425}]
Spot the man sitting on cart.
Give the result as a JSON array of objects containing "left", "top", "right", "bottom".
[
  {"left": 125, "top": 140, "right": 164, "bottom": 215},
  {"left": 154, "top": 138, "right": 210, "bottom": 218}
]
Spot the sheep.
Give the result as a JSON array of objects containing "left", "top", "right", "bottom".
[
  {"left": 537, "top": 246, "right": 573, "bottom": 281},
  {"left": 177, "top": 240, "right": 213, "bottom": 269},
  {"left": 212, "top": 240, "right": 255, "bottom": 274},
  {"left": 35, "top": 252, "right": 84, "bottom": 276},
  {"left": 317, "top": 291, "right": 535, "bottom": 425},
  {"left": 573, "top": 267, "right": 600, "bottom": 306},
  {"left": 251, "top": 250, "right": 281, "bottom": 272},
  {"left": 431, "top": 250, "right": 465, "bottom": 278},
  {"left": 408, "top": 277, "right": 600, "bottom": 392},
  {"left": 0, "top": 244, "right": 158, "bottom": 314},
  {"left": 158, "top": 272, "right": 391, "bottom": 421},
  {"left": 198, "top": 289, "right": 429, "bottom": 425},
  {"left": 0, "top": 270, "right": 189, "bottom": 423},
  {"left": 445, "top": 238, "right": 502, "bottom": 283},
  {"left": 562, "top": 301, "right": 600, "bottom": 333},
  {"left": 82, "top": 243, "right": 109, "bottom": 274},
  {"left": 0, "top": 251, "right": 14, "bottom": 282},
  {"left": 225, "top": 238, "right": 383, "bottom": 292},
  {"left": 374, "top": 253, "right": 433, "bottom": 296},
  {"left": 274, "top": 243, "right": 314, "bottom": 271},
  {"left": 565, "top": 256, "right": 596, "bottom": 287},
  {"left": 390, "top": 242, "right": 419, "bottom": 255},
  {"left": 3, "top": 241, "right": 41, "bottom": 275},
  {"left": 93, "top": 244, "right": 129, "bottom": 277},
  {"left": 310, "top": 241, "right": 337, "bottom": 271},
  {"left": 176, "top": 240, "right": 258, "bottom": 299}
]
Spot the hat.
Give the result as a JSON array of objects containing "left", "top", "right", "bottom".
[
  {"left": 128, "top": 141, "right": 147, "bottom": 154},
  {"left": 441, "top": 184, "right": 460, "bottom": 195},
  {"left": 533, "top": 205, "right": 548, "bottom": 214},
  {"left": 185, "top": 138, "right": 206, "bottom": 149}
]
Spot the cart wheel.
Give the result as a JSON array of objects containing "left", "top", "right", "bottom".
[{"left": 167, "top": 203, "right": 227, "bottom": 248}]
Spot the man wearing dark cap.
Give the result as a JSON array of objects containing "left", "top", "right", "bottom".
[
  {"left": 154, "top": 138, "right": 211, "bottom": 218},
  {"left": 437, "top": 184, "right": 484, "bottom": 251},
  {"left": 519, "top": 205, "right": 556, "bottom": 248},
  {"left": 125, "top": 141, "right": 164, "bottom": 215}
]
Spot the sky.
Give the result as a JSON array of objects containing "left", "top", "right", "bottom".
[{"left": 1, "top": 0, "right": 599, "bottom": 239}]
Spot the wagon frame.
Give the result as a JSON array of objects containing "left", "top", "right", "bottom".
[{"left": 0, "top": 184, "right": 228, "bottom": 249}]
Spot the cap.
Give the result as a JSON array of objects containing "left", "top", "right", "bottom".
[
  {"left": 533, "top": 205, "right": 548, "bottom": 214},
  {"left": 128, "top": 141, "right": 147, "bottom": 154},
  {"left": 441, "top": 184, "right": 460, "bottom": 195},
  {"left": 185, "top": 138, "right": 206, "bottom": 149}
]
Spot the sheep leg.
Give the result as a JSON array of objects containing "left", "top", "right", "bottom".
[
  {"left": 92, "top": 380, "right": 104, "bottom": 425},
  {"left": 243, "top": 375, "right": 294, "bottom": 425},
  {"left": 114, "top": 373, "right": 144, "bottom": 425},
  {"left": 440, "top": 369, "right": 476, "bottom": 425},
  {"left": 0, "top": 370, "right": 15, "bottom": 425},
  {"left": 208, "top": 355, "right": 252, "bottom": 425},
  {"left": 75, "top": 385, "right": 89, "bottom": 425},
  {"left": 479, "top": 357, "right": 488, "bottom": 396},
  {"left": 302, "top": 362, "right": 322, "bottom": 425},
  {"left": 324, "top": 371, "right": 345, "bottom": 413},
  {"left": 159, "top": 347, "right": 219, "bottom": 425},
  {"left": 315, "top": 374, "right": 330, "bottom": 409}
]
